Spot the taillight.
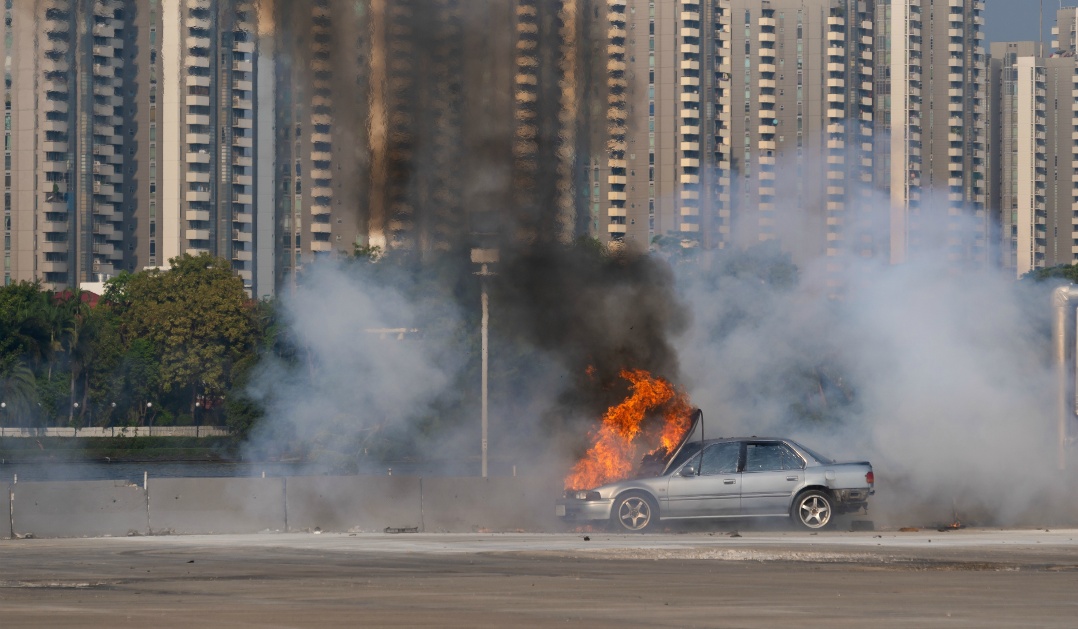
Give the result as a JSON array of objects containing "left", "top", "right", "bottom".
[{"left": 865, "top": 471, "right": 875, "bottom": 485}]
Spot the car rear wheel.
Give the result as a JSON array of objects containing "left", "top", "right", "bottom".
[
  {"left": 610, "top": 492, "right": 658, "bottom": 533},
  {"left": 793, "top": 490, "right": 833, "bottom": 530}
]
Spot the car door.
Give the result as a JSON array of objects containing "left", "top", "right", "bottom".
[
  {"left": 664, "top": 441, "right": 741, "bottom": 517},
  {"left": 739, "top": 441, "right": 806, "bottom": 516}
]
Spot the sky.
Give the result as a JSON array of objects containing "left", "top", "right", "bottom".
[{"left": 985, "top": 0, "right": 1061, "bottom": 45}]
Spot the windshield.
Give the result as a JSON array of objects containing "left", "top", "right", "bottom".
[{"left": 664, "top": 441, "right": 703, "bottom": 474}]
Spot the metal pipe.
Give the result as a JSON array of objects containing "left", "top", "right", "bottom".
[
  {"left": 1051, "top": 285, "right": 1078, "bottom": 470},
  {"left": 481, "top": 269, "right": 489, "bottom": 478}
]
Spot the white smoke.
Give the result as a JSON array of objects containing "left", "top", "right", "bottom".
[{"left": 677, "top": 231, "right": 1076, "bottom": 527}]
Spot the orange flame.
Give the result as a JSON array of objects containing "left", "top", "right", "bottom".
[{"left": 564, "top": 369, "right": 693, "bottom": 490}]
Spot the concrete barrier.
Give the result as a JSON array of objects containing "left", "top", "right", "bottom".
[
  {"left": 1, "top": 475, "right": 569, "bottom": 539},
  {"left": 9, "top": 480, "right": 148, "bottom": 538},
  {"left": 148, "top": 477, "right": 285, "bottom": 535},
  {"left": 285, "top": 476, "right": 422, "bottom": 533},
  {"left": 420, "top": 476, "right": 564, "bottom": 533}
]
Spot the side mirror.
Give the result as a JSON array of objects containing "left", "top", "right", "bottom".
[{"left": 679, "top": 466, "right": 696, "bottom": 477}]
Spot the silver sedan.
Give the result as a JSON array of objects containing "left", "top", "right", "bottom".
[{"left": 557, "top": 437, "right": 874, "bottom": 532}]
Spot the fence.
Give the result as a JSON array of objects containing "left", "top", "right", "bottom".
[{"left": 0, "top": 426, "right": 232, "bottom": 438}]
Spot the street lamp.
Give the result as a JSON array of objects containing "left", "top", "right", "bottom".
[
  {"left": 471, "top": 247, "right": 499, "bottom": 478},
  {"left": 1, "top": 402, "right": 5, "bottom": 429}
]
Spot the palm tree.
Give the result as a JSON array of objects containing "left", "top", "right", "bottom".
[{"left": 0, "top": 363, "right": 39, "bottom": 428}]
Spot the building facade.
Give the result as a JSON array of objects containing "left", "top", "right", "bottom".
[
  {"left": 882, "top": 0, "right": 988, "bottom": 267},
  {"left": 987, "top": 8, "right": 1078, "bottom": 277}
]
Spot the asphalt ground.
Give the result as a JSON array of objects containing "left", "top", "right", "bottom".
[{"left": 2, "top": 529, "right": 1077, "bottom": 628}]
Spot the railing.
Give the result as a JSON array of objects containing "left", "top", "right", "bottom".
[{"left": 0, "top": 426, "right": 232, "bottom": 438}]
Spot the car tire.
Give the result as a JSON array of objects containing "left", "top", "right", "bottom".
[
  {"left": 610, "top": 492, "right": 658, "bottom": 533},
  {"left": 792, "top": 490, "right": 834, "bottom": 530}
]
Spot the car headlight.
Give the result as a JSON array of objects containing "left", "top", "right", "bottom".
[{"left": 572, "top": 491, "right": 602, "bottom": 501}]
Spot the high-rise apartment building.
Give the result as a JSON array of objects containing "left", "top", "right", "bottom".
[
  {"left": 880, "top": 0, "right": 988, "bottom": 267},
  {"left": 589, "top": 0, "right": 729, "bottom": 249},
  {"left": 159, "top": 0, "right": 276, "bottom": 296},
  {"left": 4, "top": 0, "right": 276, "bottom": 296},
  {"left": 987, "top": 8, "right": 1078, "bottom": 277},
  {"left": 589, "top": 0, "right": 878, "bottom": 270},
  {"left": 723, "top": 0, "right": 877, "bottom": 265},
  {"left": 7, "top": 0, "right": 137, "bottom": 288}
]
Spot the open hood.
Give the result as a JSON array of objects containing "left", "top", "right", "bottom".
[{"left": 633, "top": 407, "right": 702, "bottom": 476}]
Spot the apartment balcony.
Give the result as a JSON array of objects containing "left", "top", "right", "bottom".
[
  {"left": 233, "top": 136, "right": 253, "bottom": 148},
  {"left": 186, "top": 171, "right": 211, "bottom": 183},
  {"left": 233, "top": 193, "right": 254, "bottom": 205},
  {"left": 679, "top": 92, "right": 699, "bottom": 103},
  {"left": 827, "top": 46, "right": 844, "bottom": 58},
  {"left": 185, "top": 229, "right": 211, "bottom": 241},
  {"left": 680, "top": 76, "right": 700, "bottom": 87},
  {"left": 680, "top": 125, "right": 700, "bottom": 136},
  {"left": 758, "top": 124, "right": 776, "bottom": 135},
  {"left": 759, "top": 17, "right": 777, "bottom": 28},
  {"left": 680, "top": 173, "right": 699, "bottom": 184},
  {"left": 680, "top": 158, "right": 700, "bottom": 168},
  {"left": 234, "top": 41, "right": 255, "bottom": 54},
  {"left": 233, "top": 229, "right": 254, "bottom": 242},
  {"left": 234, "top": 174, "right": 253, "bottom": 186},
  {"left": 186, "top": 114, "right": 210, "bottom": 126},
  {"left": 189, "top": 16, "right": 211, "bottom": 30},
  {"left": 186, "top": 36, "right": 211, "bottom": 50},
  {"left": 759, "top": 63, "right": 776, "bottom": 73},
  {"left": 186, "top": 55, "right": 210, "bottom": 68},
  {"left": 758, "top": 32, "right": 776, "bottom": 43},
  {"left": 41, "top": 261, "right": 69, "bottom": 274},
  {"left": 185, "top": 207, "right": 211, "bottom": 220},
  {"left": 234, "top": 117, "right": 253, "bottom": 129},
  {"left": 680, "top": 44, "right": 700, "bottom": 54},
  {"left": 681, "top": 27, "right": 700, "bottom": 38},
  {"left": 233, "top": 60, "right": 254, "bottom": 73},
  {"left": 185, "top": 151, "right": 211, "bottom": 164},
  {"left": 311, "top": 187, "right": 333, "bottom": 199},
  {"left": 186, "top": 133, "right": 211, "bottom": 144},
  {"left": 681, "top": 190, "right": 699, "bottom": 200},
  {"left": 608, "top": 191, "right": 627, "bottom": 201},
  {"left": 680, "top": 141, "right": 700, "bottom": 151}
]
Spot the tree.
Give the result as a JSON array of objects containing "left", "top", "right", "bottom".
[
  {"left": 1022, "top": 264, "right": 1078, "bottom": 284},
  {"left": 121, "top": 253, "right": 257, "bottom": 424}
]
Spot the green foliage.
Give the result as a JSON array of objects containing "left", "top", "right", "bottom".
[
  {"left": 121, "top": 253, "right": 256, "bottom": 400},
  {"left": 1022, "top": 264, "right": 1078, "bottom": 284}
]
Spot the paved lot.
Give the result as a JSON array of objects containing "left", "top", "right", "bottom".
[{"left": 3, "top": 529, "right": 1078, "bottom": 628}]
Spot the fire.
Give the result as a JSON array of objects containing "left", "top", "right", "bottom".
[{"left": 564, "top": 369, "right": 693, "bottom": 490}]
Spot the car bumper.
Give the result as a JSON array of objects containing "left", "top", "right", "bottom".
[{"left": 556, "top": 498, "right": 615, "bottom": 521}]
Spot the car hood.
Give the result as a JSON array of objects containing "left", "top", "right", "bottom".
[{"left": 660, "top": 408, "right": 703, "bottom": 475}]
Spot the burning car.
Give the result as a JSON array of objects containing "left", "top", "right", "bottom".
[{"left": 557, "top": 430, "right": 874, "bottom": 532}]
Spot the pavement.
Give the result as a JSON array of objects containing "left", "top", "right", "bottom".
[{"left": 2, "top": 528, "right": 1078, "bottom": 627}]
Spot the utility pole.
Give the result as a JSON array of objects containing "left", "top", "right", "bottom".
[{"left": 471, "top": 248, "right": 499, "bottom": 477}]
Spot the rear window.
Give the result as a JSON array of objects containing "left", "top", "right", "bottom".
[{"left": 796, "top": 443, "right": 834, "bottom": 464}]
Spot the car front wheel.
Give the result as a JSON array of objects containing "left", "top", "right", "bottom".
[
  {"left": 793, "top": 490, "right": 833, "bottom": 530},
  {"left": 610, "top": 492, "right": 658, "bottom": 533}
]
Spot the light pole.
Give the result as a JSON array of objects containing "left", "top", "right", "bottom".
[
  {"left": 471, "top": 248, "right": 498, "bottom": 478},
  {"left": 0, "top": 401, "right": 5, "bottom": 430}
]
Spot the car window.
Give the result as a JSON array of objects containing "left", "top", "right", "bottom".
[
  {"left": 744, "top": 442, "right": 804, "bottom": 472},
  {"left": 698, "top": 442, "right": 740, "bottom": 475}
]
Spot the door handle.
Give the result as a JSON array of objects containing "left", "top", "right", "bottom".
[
  {"left": 723, "top": 479, "right": 736, "bottom": 485},
  {"left": 786, "top": 476, "right": 799, "bottom": 481}
]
